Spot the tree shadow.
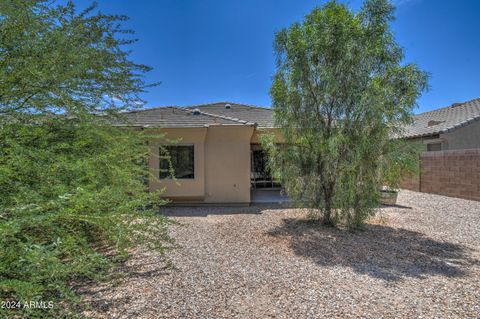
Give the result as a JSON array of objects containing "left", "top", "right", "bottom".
[
  {"left": 267, "top": 218, "right": 479, "bottom": 282},
  {"left": 382, "top": 204, "right": 413, "bottom": 209},
  {"left": 77, "top": 265, "right": 172, "bottom": 317}
]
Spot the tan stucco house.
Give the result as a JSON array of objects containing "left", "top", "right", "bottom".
[
  {"left": 120, "top": 99, "right": 479, "bottom": 205},
  {"left": 122, "top": 102, "right": 284, "bottom": 205}
]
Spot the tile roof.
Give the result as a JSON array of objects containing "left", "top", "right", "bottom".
[
  {"left": 402, "top": 98, "right": 480, "bottom": 138},
  {"left": 116, "top": 99, "right": 480, "bottom": 136},
  {"left": 117, "top": 106, "right": 252, "bottom": 128},
  {"left": 185, "top": 102, "right": 275, "bottom": 128}
]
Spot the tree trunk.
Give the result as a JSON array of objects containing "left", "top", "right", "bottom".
[
  {"left": 323, "top": 200, "right": 334, "bottom": 226},
  {"left": 322, "top": 183, "right": 335, "bottom": 226}
]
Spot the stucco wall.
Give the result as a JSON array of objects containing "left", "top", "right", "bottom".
[
  {"left": 250, "top": 128, "right": 285, "bottom": 144},
  {"left": 204, "top": 125, "right": 254, "bottom": 204},
  {"left": 148, "top": 128, "right": 207, "bottom": 200},
  {"left": 440, "top": 119, "right": 480, "bottom": 150},
  {"left": 149, "top": 125, "right": 254, "bottom": 204}
]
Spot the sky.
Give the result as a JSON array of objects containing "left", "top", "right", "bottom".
[{"left": 72, "top": 0, "right": 480, "bottom": 114}]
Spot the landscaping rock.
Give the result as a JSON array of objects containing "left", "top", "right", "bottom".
[{"left": 82, "top": 191, "right": 480, "bottom": 318}]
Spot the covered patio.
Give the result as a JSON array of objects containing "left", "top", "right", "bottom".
[{"left": 250, "top": 189, "right": 289, "bottom": 204}]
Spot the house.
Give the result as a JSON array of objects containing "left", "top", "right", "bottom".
[
  {"left": 401, "top": 98, "right": 480, "bottom": 151},
  {"left": 121, "top": 98, "right": 480, "bottom": 205},
  {"left": 400, "top": 98, "right": 480, "bottom": 200},
  {"left": 121, "top": 102, "right": 282, "bottom": 205}
]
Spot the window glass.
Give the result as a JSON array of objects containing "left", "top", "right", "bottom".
[
  {"left": 427, "top": 143, "right": 442, "bottom": 152},
  {"left": 159, "top": 145, "right": 194, "bottom": 179}
]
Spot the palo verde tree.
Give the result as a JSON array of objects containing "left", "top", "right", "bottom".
[
  {"left": 0, "top": 1, "right": 171, "bottom": 317},
  {"left": 263, "top": 0, "right": 427, "bottom": 228}
]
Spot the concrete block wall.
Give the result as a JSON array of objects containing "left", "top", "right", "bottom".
[
  {"left": 400, "top": 173, "right": 420, "bottom": 192},
  {"left": 401, "top": 149, "right": 480, "bottom": 201}
]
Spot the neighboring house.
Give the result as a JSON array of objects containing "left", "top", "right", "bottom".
[
  {"left": 402, "top": 98, "right": 480, "bottom": 151},
  {"left": 120, "top": 99, "right": 479, "bottom": 205},
  {"left": 121, "top": 102, "right": 283, "bottom": 205}
]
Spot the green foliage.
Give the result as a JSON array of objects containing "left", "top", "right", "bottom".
[
  {"left": 0, "top": 1, "right": 171, "bottom": 317},
  {"left": 380, "top": 139, "right": 422, "bottom": 191},
  {"left": 0, "top": 118, "right": 172, "bottom": 318},
  {"left": 0, "top": 0, "right": 155, "bottom": 116},
  {"left": 265, "top": 0, "right": 428, "bottom": 229}
]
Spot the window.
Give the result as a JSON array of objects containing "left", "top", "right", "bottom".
[
  {"left": 159, "top": 145, "right": 194, "bottom": 179},
  {"left": 427, "top": 143, "right": 442, "bottom": 152}
]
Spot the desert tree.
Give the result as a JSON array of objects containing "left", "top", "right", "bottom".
[
  {"left": 263, "top": 0, "right": 427, "bottom": 228},
  {"left": 0, "top": 0, "right": 156, "bottom": 117},
  {"left": 0, "top": 1, "right": 171, "bottom": 317}
]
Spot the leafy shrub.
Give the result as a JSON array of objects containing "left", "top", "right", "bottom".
[{"left": 0, "top": 117, "right": 172, "bottom": 318}]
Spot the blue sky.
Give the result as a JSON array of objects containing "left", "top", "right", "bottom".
[{"left": 73, "top": 0, "right": 480, "bottom": 113}]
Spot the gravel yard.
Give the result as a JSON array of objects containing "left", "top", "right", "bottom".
[{"left": 84, "top": 190, "right": 480, "bottom": 318}]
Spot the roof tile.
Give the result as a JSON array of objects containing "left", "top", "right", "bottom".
[
  {"left": 402, "top": 98, "right": 480, "bottom": 138},
  {"left": 186, "top": 102, "right": 274, "bottom": 128},
  {"left": 117, "top": 99, "right": 480, "bottom": 136},
  {"left": 117, "top": 106, "right": 249, "bottom": 128}
]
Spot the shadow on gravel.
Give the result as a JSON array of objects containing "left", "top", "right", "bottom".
[
  {"left": 382, "top": 204, "right": 413, "bottom": 209},
  {"left": 160, "top": 204, "right": 289, "bottom": 217},
  {"left": 267, "top": 218, "right": 479, "bottom": 282},
  {"left": 77, "top": 264, "right": 172, "bottom": 314}
]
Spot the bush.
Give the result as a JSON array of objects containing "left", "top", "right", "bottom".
[{"left": 0, "top": 117, "right": 172, "bottom": 318}]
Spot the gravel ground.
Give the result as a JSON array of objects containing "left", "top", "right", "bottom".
[{"left": 83, "top": 190, "right": 480, "bottom": 318}]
